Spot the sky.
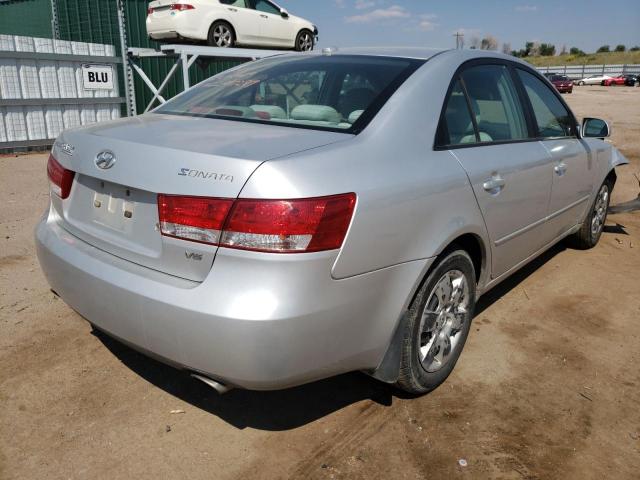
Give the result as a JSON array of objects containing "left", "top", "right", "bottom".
[{"left": 279, "top": 0, "right": 640, "bottom": 53}]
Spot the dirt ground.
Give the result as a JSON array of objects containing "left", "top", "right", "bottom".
[{"left": 1, "top": 86, "right": 639, "bottom": 480}]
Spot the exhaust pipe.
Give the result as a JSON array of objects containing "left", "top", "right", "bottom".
[{"left": 190, "top": 373, "right": 233, "bottom": 395}]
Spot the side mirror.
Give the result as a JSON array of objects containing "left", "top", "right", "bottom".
[
  {"left": 582, "top": 117, "right": 610, "bottom": 139},
  {"left": 280, "top": 8, "right": 289, "bottom": 18}
]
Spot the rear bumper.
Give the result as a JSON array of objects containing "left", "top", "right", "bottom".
[
  {"left": 146, "top": 12, "right": 207, "bottom": 41},
  {"left": 36, "top": 208, "right": 429, "bottom": 390}
]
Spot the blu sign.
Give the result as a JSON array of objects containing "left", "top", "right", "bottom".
[{"left": 82, "top": 64, "right": 114, "bottom": 90}]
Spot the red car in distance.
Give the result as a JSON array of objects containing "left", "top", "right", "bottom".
[
  {"left": 548, "top": 74, "right": 574, "bottom": 93},
  {"left": 602, "top": 75, "right": 626, "bottom": 86}
]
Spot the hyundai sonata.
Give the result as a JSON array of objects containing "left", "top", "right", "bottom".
[{"left": 36, "top": 48, "right": 628, "bottom": 394}]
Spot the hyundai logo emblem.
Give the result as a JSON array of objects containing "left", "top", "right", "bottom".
[{"left": 95, "top": 150, "right": 116, "bottom": 170}]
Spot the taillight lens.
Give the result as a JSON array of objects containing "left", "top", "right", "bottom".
[
  {"left": 170, "top": 4, "right": 195, "bottom": 11},
  {"left": 158, "top": 195, "right": 233, "bottom": 245},
  {"left": 157, "top": 193, "right": 356, "bottom": 253},
  {"left": 47, "top": 153, "right": 75, "bottom": 199},
  {"left": 222, "top": 195, "right": 356, "bottom": 253},
  {"left": 147, "top": 7, "right": 154, "bottom": 14}
]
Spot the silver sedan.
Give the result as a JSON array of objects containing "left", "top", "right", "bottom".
[{"left": 36, "top": 48, "right": 628, "bottom": 394}]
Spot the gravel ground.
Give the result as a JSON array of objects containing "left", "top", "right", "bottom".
[{"left": 1, "top": 86, "right": 639, "bottom": 480}]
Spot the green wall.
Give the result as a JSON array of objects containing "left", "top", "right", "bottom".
[
  {"left": 55, "top": 0, "right": 242, "bottom": 114},
  {"left": 0, "top": 0, "right": 53, "bottom": 38},
  {"left": 0, "top": 0, "right": 242, "bottom": 115}
]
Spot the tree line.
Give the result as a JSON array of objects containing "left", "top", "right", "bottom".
[{"left": 462, "top": 35, "right": 640, "bottom": 57}]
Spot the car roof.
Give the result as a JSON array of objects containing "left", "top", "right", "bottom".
[
  {"left": 318, "top": 46, "right": 446, "bottom": 60},
  {"left": 305, "top": 47, "right": 537, "bottom": 67}
]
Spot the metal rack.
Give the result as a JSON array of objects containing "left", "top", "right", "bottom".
[{"left": 126, "top": 44, "right": 288, "bottom": 115}]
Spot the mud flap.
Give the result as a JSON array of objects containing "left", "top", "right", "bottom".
[{"left": 368, "top": 311, "right": 409, "bottom": 384}]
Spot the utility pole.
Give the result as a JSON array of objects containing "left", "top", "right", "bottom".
[{"left": 454, "top": 32, "right": 464, "bottom": 49}]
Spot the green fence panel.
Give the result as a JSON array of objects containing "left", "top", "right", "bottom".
[
  {"left": 55, "top": 0, "right": 242, "bottom": 114},
  {"left": 0, "top": 0, "right": 54, "bottom": 38}
]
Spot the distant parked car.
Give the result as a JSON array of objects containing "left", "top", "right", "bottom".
[
  {"left": 548, "top": 74, "right": 573, "bottom": 93},
  {"left": 146, "top": 0, "right": 318, "bottom": 51},
  {"left": 602, "top": 75, "right": 626, "bottom": 86},
  {"left": 623, "top": 74, "right": 639, "bottom": 86},
  {"left": 577, "top": 74, "right": 611, "bottom": 86}
]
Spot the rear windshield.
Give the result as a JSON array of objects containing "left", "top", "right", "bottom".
[
  {"left": 550, "top": 75, "right": 569, "bottom": 81},
  {"left": 155, "top": 55, "right": 423, "bottom": 133}
]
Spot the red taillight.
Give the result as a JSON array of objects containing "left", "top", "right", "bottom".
[
  {"left": 157, "top": 193, "right": 356, "bottom": 253},
  {"left": 47, "top": 153, "right": 75, "bottom": 199},
  {"left": 147, "top": 7, "right": 154, "bottom": 14},
  {"left": 158, "top": 195, "right": 234, "bottom": 245},
  {"left": 222, "top": 195, "right": 356, "bottom": 253},
  {"left": 170, "top": 4, "right": 195, "bottom": 11}
]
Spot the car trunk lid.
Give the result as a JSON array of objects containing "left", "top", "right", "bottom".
[{"left": 53, "top": 113, "right": 349, "bottom": 281}]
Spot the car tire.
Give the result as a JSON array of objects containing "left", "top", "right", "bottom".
[
  {"left": 295, "top": 30, "right": 314, "bottom": 52},
  {"left": 395, "top": 249, "right": 476, "bottom": 395},
  {"left": 207, "top": 21, "right": 235, "bottom": 48},
  {"left": 578, "top": 81, "right": 585, "bottom": 86},
  {"left": 567, "top": 178, "right": 612, "bottom": 250}
]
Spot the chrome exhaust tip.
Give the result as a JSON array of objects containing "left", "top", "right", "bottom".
[{"left": 190, "top": 373, "right": 233, "bottom": 395}]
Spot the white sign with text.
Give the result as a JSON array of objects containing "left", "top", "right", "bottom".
[{"left": 82, "top": 64, "right": 114, "bottom": 90}]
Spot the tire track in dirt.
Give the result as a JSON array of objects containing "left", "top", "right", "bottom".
[{"left": 288, "top": 401, "right": 392, "bottom": 479}]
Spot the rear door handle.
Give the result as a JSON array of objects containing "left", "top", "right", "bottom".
[
  {"left": 260, "top": 14, "right": 268, "bottom": 18},
  {"left": 554, "top": 163, "right": 567, "bottom": 176},
  {"left": 227, "top": 7, "right": 237, "bottom": 11},
  {"left": 483, "top": 175, "right": 506, "bottom": 194}
]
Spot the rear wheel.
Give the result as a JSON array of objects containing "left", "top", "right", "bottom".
[
  {"left": 395, "top": 250, "right": 476, "bottom": 395},
  {"left": 207, "top": 21, "right": 235, "bottom": 48},
  {"left": 567, "top": 179, "right": 612, "bottom": 249},
  {"left": 578, "top": 81, "right": 585, "bottom": 86},
  {"left": 295, "top": 30, "right": 314, "bottom": 51}
]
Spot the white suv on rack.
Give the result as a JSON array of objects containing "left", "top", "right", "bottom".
[{"left": 146, "top": 0, "right": 318, "bottom": 51}]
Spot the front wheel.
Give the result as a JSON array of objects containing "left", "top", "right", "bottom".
[
  {"left": 395, "top": 250, "right": 476, "bottom": 395},
  {"left": 295, "top": 30, "right": 314, "bottom": 51},
  {"left": 567, "top": 180, "right": 612, "bottom": 249},
  {"left": 207, "top": 21, "right": 235, "bottom": 48}
]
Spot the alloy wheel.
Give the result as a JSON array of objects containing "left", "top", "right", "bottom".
[
  {"left": 213, "top": 25, "right": 232, "bottom": 47},
  {"left": 591, "top": 184, "right": 609, "bottom": 239},
  {"left": 298, "top": 32, "right": 313, "bottom": 51},
  {"left": 418, "top": 270, "right": 470, "bottom": 373}
]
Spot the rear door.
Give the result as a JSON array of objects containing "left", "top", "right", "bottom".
[
  {"left": 440, "top": 62, "right": 554, "bottom": 278},
  {"left": 516, "top": 68, "right": 593, "bottom": 240}
]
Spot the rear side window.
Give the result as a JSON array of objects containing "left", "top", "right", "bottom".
[
  {"left": 460, "top": 65, "right": 529, "bottom": 143},
  {"left": 517, "top": 69, "right": 575, "bottom": 138},
  {"left": 435, "top": 79, "right": 477, "bottom": 146}
]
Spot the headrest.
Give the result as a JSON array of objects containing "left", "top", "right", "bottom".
[
  {"left": 250, "top": 105, "right": 287, "bottom": 120},
  {"left": 348, "top": 110, "right": 364, "bottom": 124},
  {"left": 291, "top": 105, "right": 341, "bottom": 124}
]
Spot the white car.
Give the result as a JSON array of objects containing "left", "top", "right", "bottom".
[
  {"left": 146, "top": 0, "right": 318, "bottom": 51},
  {"left": 576, "top": 74, "right": 612, "bottom": 86}
]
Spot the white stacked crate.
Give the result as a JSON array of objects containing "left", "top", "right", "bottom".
[{"left": 0, "top": 34, "right": 122, "bottom": 146}]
